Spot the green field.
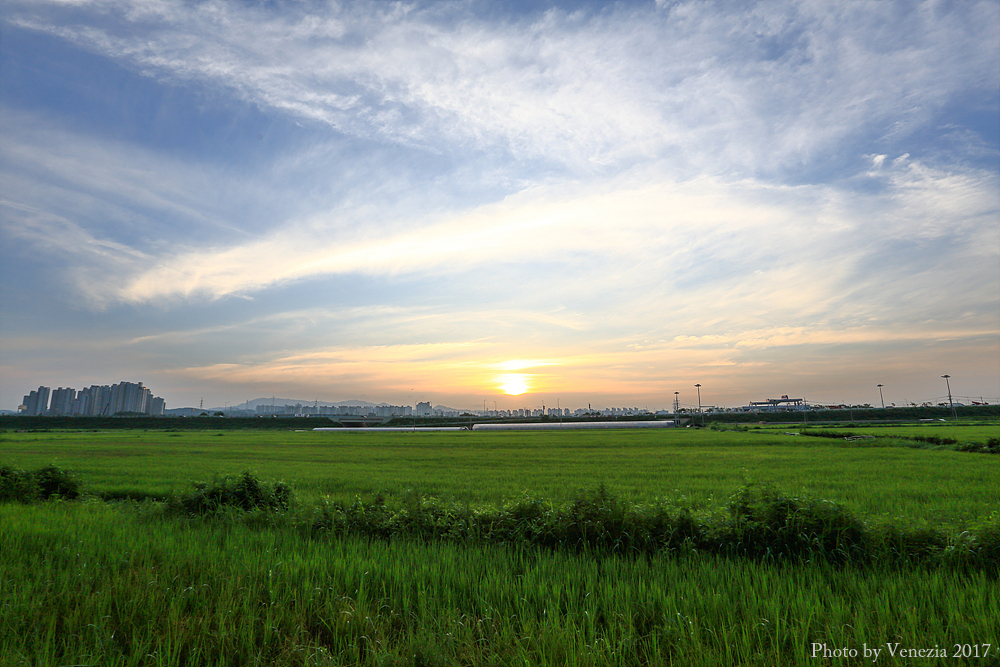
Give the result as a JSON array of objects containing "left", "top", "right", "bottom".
[
  {"left": 3, "top": 426, "right": 998, "bottom": 525},
  {"left": 2, "top": 424, "right": 998, "bottom": 666}
]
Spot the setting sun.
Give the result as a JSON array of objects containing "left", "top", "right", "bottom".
[{"left": 498, "top": 373, "right": 529, "bottom": 396}]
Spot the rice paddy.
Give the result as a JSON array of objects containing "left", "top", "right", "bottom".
[{"left": 1, "top": 422, "right": 998, "bottom": 666}]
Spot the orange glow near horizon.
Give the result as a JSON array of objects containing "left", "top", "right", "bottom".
[{"left": 498, "top": 373, "right": 530, "bottom": 395}]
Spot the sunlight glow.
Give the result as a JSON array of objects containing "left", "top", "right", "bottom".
[{"left": 498, "top": 373, "right": 530, "bottom": 395}]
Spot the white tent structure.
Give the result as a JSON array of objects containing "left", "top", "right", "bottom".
[
  {"left": 472, "top": 421, "right": 675, "bottom": 431},
  {"left": 313, "top": 427, "right": 467, "bottom": 432}
]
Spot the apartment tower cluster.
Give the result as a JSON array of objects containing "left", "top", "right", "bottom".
[{"left": 19, "top": 382, "right": 166, "bottom": 416}]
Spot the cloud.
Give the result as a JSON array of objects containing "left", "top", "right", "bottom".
[
  {"left": 94, "top": 156, "right": 994, "bottom": 332},
  {"left": 2, "top": 0, "right": 997, "bottom": 409},
  {"left": 6, "top": 0, "right": 997, "bottom": 176}
]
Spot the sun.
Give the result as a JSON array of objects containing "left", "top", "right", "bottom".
[{"left": 499, "top": 374, "right": 529, "bottom": 396}]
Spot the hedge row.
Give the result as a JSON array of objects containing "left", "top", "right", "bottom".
[
  {"left": 4, "top": 467, "right": 997, "bottom": 570},
  {"left": 310, "top": 483, "right": 1000, "bottom": 571}
]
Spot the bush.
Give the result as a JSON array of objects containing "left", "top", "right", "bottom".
[
  {"left": 176, "top": 471, "right": 293, "bottom": 514},
  {"left": 955, "top": 437, "right": 1000, "bottom": 454},
  {"left": 0, "top": 465, "right": 36, "bottom": 502},
  {"left": 963, "top": 512, "right": 1000, "bottom": 566},
  {"left": 726, "top": 482, "right": 866, "bottom": 563},
  {"left": 154, "top": 477, "right": 1000, "bottom": 571},
  {"left": 0, "top": 464, "right": 80, "bottom": 502},
  {"left": 35, "top": 464, "right": 81, "bottom": 500}
]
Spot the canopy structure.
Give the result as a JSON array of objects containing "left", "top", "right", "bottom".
[
  {"left": 313, "top": 427, "right": 467, "bottom": 432},
  {"left": 472, "top": 421, "right": 675, "bottom": 431}
]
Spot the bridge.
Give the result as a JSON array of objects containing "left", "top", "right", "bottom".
[{"left": 747, "top": 397, "right": 804, "bottom": 411}]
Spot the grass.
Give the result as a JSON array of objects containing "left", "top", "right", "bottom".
[
  {"left": 2, "top": 501, "right": 998, "bottom": 667},
  {"left": 1, "top": 427, "right": 998, "bottom": 527},
  {"left": 1, "top": 424, "right": 998, "bottom": 666}
]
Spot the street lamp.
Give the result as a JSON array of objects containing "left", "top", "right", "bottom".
[
  {"left": 695, "top": 383, "right": 703, "bottom": 425},
  {"left": 877, "top": 384, "right": 885, "bottom": 410},
  {"left": 942, "top": 375, "right": 956, "bottom": 419}
]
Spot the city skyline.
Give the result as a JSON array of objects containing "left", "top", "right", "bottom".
[
  {"left": 15, "top": 381, "right": 165, "bottom": 416},
  {"left": 2, "top": 1, "right": 998, "bottom": 412},
  {"left": 7, "top": 380, "right": 995, "bottom": 416}
]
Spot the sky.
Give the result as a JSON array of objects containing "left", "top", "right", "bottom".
[{"left": 1, "top": 0, "right": 998, "bottom": 412}]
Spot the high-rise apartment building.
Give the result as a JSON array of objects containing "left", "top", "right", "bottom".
[
  {"left": 108, "top": 381, "right": 150, "bottom": 414},
  {"left": 147, "top": 396, "right": 165, "bottom": 416},
  {"left": 49, "top": 387, "right": 76, "bottom": 416},
  {"left": 20, "top": 386, "right": 50, "bottom": 416},
  {"left": 18, "top": 382, "right": 166, "bottom": 416}
]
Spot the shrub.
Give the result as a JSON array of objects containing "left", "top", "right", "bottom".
[
  {"left": 0, "top": 464, "right": 80, "bottom": 502},
  {"left": 35, "top": 464, "right": 81, "bottom": 500},
  {"left": 177, "top": 471, "right": 293, "bottom": 514},
  {"left": 877, "top": 525, "right": 948, "bottom": 565},
  {"left": 726, "top": 482, "right": 866, "bottom": 563},
  {"left": 0, "top": 465, "right": 36, "bottom": 502},
  {"left": 182, "top": 479, "right": 997, "bottom": 570},
  {"left": 963, "top": 512, "right": 1000, "bottom": 566},
  {"left": 955, "top": 437, "right": 1000, "bottom": 454}
]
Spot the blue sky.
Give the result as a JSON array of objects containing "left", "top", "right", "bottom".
[{"left": 2, "top": 0, "right": 998, "bottom": 411}]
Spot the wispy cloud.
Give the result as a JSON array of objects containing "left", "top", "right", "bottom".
[
  {"left": 1, "top": 0, "right": 997, "bottom": 408},
  {"left": 7, "top": 0, "right": 997, "bottom": 174}
]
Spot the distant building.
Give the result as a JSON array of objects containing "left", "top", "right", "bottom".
[
  {"left": 148, "top": 396, "right": 166, "bottom": 416},
  {"left": 17, "top": 381, "right": 165, "bottom": 416},
  {"left": 20, "top": 386, "right": 50, "bottom": 415},
  {"left": 49, "top": 387, "right": 76, "bottom": 416}
]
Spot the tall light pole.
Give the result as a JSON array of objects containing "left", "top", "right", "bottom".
[
  {"left": 695, "top": 384, "right": 703, "bottom": 424},
  {"left": 673, "top": 391, "right": 680, "bottom": 414},
  {"left": 877, "top": 384, "right": 885, "bottom": 410},
  {"left": 942, "top": 375, "right": 956, "bottom": 419}
]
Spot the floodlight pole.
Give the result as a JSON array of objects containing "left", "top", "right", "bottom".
[
  {"left": 695, "top": 384, "right": 703, "bottom": 424},
  {"left": 942, "top": 375, "right": 957, "bottom": 419},
  {"left": 877, "top": 384, "right": 885, "bottom": 410}
]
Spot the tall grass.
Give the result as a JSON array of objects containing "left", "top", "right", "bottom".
[{"left": 3, "top": 501, "right": 997, "bottom": 667}]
